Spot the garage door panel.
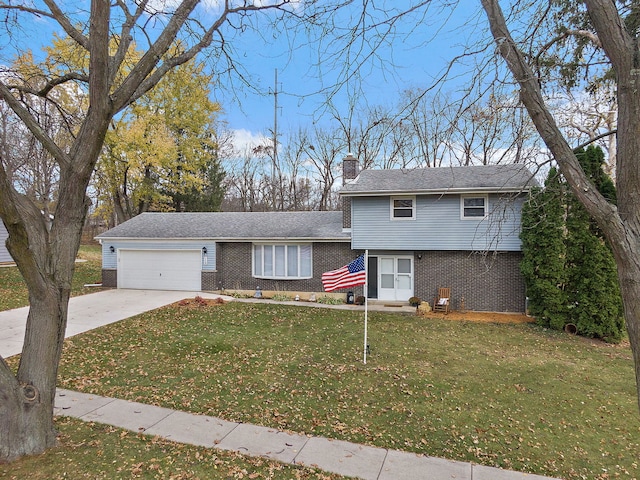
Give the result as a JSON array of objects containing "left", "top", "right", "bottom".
[{"left": 118, "top": 250, "right": 201, "bottom": 291}]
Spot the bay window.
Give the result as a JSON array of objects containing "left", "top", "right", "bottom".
[{"left": 253, "top": 244, "right": 312, "bottom": 279}]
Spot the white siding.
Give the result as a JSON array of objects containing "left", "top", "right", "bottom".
[
  {"left": 0, "top": 223, "right": 13, "bottom": 263},
  {"left": 350, "top": 194, "right": 525, "bottom": 251},
  {"left": 102, "top": 240, "right": 215, "bottom": 270}
]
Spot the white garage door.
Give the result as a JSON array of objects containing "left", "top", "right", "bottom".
[{"left": 118, "top": 249, "right": 201, "bottom": 291}]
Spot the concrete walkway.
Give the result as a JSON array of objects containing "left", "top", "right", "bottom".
[
  {"left": 54, "top": 389, "right": 558, "bottom": 480},
  {"left": 2, "top": 290, "right": 560, "bottom": 480}
]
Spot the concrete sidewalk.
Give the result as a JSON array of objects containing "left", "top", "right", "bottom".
[{"left": 54, "top": 389, "right": 559, "bottom": 480}]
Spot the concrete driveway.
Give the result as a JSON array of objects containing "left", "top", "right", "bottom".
[{"left": 0, "top": 289, "right": 229, "bottom": 358}]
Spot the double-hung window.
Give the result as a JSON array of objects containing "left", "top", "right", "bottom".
[
  {"left": 391, "top": 196, "right": 416, "bottom": 220},
  {"left": 253, "top": 244, "right": 312, "bottom": 279},
  {"left": 461, "top": 195, "right": 488, "bottom": 219}
]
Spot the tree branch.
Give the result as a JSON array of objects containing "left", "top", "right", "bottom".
[
  {"left": 0, "top": 83, "right": 71, "bottom": 169},
  {"left": 584, "top": 0, "right": 635, "bottom": 73},
  {"left": 110, "top": 0, "right": 201, "bottom": 111},
  {"left": 109, "top": 0, "right": 148, "bottom": 85},
  {"left": 41, "top": 0, "right": 89, "bottom": 50},
  {"left": 37, "top": 73, "right": 89, "bottom": 96},
  {"left": 112, "top": 1, "right": 292, "bottom": 113},
  {"left": 573, "top": 129, "right": 617, "bottom": 152},
  {"left": 480, "top": 0, "right": 622, "bottom": 237}
]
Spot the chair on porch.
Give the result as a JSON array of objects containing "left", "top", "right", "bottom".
[{"left": 433, "top": 287, "right": 451, "bottom": 314}]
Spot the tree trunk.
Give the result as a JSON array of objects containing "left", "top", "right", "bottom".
[
  {"left": 0, "top": 97, "right": 99, "bottom": 463},
  {"left": 481, "top": 0, "right": 640, "bottom": 411},
  {"left": 614, "top": 248, "right": 640, "bottom": 407},
  {"left": 0, "top": 288, "right": 67, "bottom": 461}
]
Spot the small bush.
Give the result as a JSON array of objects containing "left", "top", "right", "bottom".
[
  {"left": 317, "top": 296, "right": 344, "bottom": 305},
  {"left": 271, "top": 294, "right": 290, "bottom": 302},
  {"left": 408, "top": 296, "right": 421, "bottom": 307},
  {"left": 229, "top": 292, "right": 252, "bottom": 299}
]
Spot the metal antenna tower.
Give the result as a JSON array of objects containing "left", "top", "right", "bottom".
[{"left": 273, "top": 68, "right": 278, "bottom": 171}]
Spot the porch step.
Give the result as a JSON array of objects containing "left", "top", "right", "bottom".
[{"left": 367, "top": 300, "right": 409, "bottom": 307}]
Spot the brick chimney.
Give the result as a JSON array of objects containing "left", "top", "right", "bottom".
[
  {"left": 342, "top": 153, "right": 360, "bottom": 181},
  {"left": 341, "top": 153, "right": 359, "bottom": 230}
]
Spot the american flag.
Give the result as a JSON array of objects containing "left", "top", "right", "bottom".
[{"left": 322, "top": 254, "right": 366, "bottom": 292}]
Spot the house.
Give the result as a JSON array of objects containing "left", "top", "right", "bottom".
[
  {"left": 97, "top": 158, "right": 537, "bottom": 312},
  {"left": 96, "top": 211, "right": 355, "bottom": 296},
  {"left": 340, "top": 156, "right": 537, "bottom": 312},
  {"left": 0, "top": 222, "right": 13, "bottom": 264}
]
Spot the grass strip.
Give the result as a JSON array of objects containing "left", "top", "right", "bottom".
[{"left": 0, "top": 416, "right": 347, "bottom": 479}]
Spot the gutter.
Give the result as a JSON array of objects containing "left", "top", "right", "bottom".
[{"left": 339, "top": 186, "right": 534, "bottom": 197}]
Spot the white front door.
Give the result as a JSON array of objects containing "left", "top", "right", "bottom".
[{"left": 378, "top": 256, "right": 413, "bottom": 302}]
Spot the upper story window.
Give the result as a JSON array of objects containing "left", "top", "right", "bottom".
[
  {"left": 253, "top": 243, "right": 312, "bottom": 280},
  {"left": 391, "top": 196, "right": 416, "bottom": 220},
  {"left": 461, "top": 195, "right": 488, "bottom": 219}
]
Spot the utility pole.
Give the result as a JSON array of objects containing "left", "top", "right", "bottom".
[
  {"left": 270, "top": 69, "right": 281, "bottom": 210},
  {"left": 273, "top": 68, "right": 278, "bottom": 176}
]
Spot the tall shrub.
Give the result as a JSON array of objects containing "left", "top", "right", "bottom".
[
  {"left": 520, "top": 167, "right": 567, "bottom": 329},
  {"left": 521, "top": 147, "right": 624, "bottom": 342},
  {"left": 565, "top": 147, "right": 624, "bottom": 342}
]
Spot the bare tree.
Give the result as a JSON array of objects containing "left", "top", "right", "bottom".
[
  {"left": 399, "top": 90, "right": 453, "bottom": 168},
  {"left": 551, "top": 88, "right": 618, "bottom": 177},
  {"left": 330, "top": 101, "right": 405, "bottom": 170},
  {"left": 304, "top": 125, "right": 344, "bottom": 211},
  {"left": 279, "top": 129, "right": 315, "bottom": 210},
  {"left": 481, "top": 0, "right": 640, "bottom": 411},
  {"left": 223, "top": 146, "right": 269, "bottom": 212},
  {"left": 0, "top": 71, "right": 82, "bottom": 227},
  {"left": 0, "top": 0, "right": 351, "bottom": 461}
]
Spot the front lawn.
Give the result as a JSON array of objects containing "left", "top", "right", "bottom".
[
  {"left": 0, "top": 244, "right": 104, "bottom": 311},
  {"left": 53, "top": 301, "right": 639, "bottom": 480}
]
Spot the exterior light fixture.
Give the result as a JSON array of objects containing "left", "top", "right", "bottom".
[
  {"left": 202, "top": 247, "right": 207, "bottom": 255},
  {"left": 109, "top": 246, "right": 115, "bottom": 253}
]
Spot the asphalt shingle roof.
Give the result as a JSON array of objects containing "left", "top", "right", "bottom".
[
  {"left": 340, "top": 164, "right": 538, "bottom": 195},
  {"left": 96, "top": 211, "right": 349, "bottom": 240}
]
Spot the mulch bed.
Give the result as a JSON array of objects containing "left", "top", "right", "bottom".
[{"left": 426, "top": 310, "right": 534, "bottom": 324}]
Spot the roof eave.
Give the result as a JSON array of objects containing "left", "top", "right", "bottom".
[
  {"left": 339, "top": 186, "right": 534, "bottom": 197},
  {"left": 94, "top": 236, "right": 351, "bottom": 242}
]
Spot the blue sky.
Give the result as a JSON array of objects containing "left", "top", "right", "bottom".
[
  {"left": 0, "top": 1, "right": 487, "bottom": 147},
  {"left": 209, "top": 2, "right": 487, "bottom": 143}
]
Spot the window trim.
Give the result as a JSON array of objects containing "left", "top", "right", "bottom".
[
  {"left": 390, "top": 196, "right": 416, "bottom": 221},
  {"left": 252, "top": 243, "right": 313, "bottom": 280},
  {"left": 460, "top": 194, "right": 488, "bottom": 220}
]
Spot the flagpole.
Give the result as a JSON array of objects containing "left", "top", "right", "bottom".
[{"left": 364, "top": 249, "right": 368, "bottom": 364}]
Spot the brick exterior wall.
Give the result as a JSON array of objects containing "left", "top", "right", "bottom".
[
  {"left": 214, "top": 241, "right": 365, "bottom": 297},
  {"left": 201, "top": 271, "right": 220, "bottom": 291},
  {"left": 413, "top": 250, "right": 525, "bottom": 313},
  {"left": 102, "top": 269, "right": 117, "bottom": 287},
  {"left": 342, "top": 154, "right": 360, "bottom": 180},
  {"left": 102, "top": 245, "right": 524, "bottom": 312},
  {"left": 342, "top": 197, "right": 352, "bottom": 229}
]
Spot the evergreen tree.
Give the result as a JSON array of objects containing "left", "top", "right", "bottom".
[
  {"left": 521, "top": 147, "right": 624, "bottom": 342},
  {"left": 171, "top": 157, "right": 226, "bottom": 212},
  {"left": 565, "top": 147, "right": 624, "bottom": 342},
  {"left": 520, "top": 167, "right": 568, "bottom": 329}
]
